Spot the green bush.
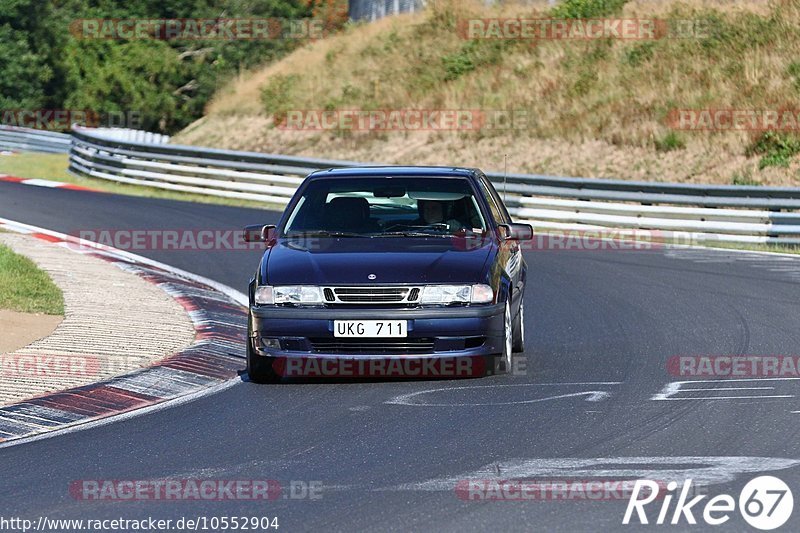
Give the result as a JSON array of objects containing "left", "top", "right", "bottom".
[
  {"left": 442, "top": 40, "right": 505, "bottom": 81},
  {"left": 261, "top": 74, "right": 300, "bottom": 120},
  {"left": 0, "top": 0, "right": 313, "bottom": 134},
  {"left": 550, "top": 0, "right": 628, "bottom": 19},
  {"left": 746, "top": 132, "right": 800, "bottom": 169},
  {"left": 624, "top": 42, "right": 655, "bottom": 68},
  {"left": 654, "top": 131, "right": 685, "bottom": 152}
]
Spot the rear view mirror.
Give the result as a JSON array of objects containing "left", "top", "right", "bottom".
[
  {"left": 499, "top": 223, "right": 534, "bottom": 241},
  {"left": 243, "top": 224, "right": 276, "bottom": 243},
  {"left": 373, "top": 186, "right": 406, "bottom": 198}
]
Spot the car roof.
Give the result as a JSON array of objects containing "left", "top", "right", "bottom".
[{"left": 306, "top": 166, "right": 481, "bottom": 179}]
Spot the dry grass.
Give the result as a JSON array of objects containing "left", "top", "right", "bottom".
[{"left": 175, "top": 0, "right": 800, "bottom": 186}]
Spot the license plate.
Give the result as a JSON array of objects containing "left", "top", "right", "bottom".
[{"left": 334, "top": 320, "right": 407, "bottom": 338}]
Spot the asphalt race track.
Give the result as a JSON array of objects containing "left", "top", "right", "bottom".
[{"left": 2, "top": 181, "right": 800, "bottom": 531}]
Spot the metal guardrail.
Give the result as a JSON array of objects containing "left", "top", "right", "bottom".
[
  {"left": 349, "top": 0, "right": 426, "bottom": 22},
  {"left": 67, "top": 127, "right": 365, "bottom": 205},
  {"left": 0, "top": 125, "right": 792, "bottom": 246},
  {"left": 0, "top": 126, "right": 71, "bottom": 154},
  {"left": 83, "top": 128, "right": 170, "bottom": 144},
  {"left": 0, "top": 126, "right": 167, "bottom": 154}
]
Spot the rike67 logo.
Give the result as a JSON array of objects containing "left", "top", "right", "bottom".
[{"left": 623, "top": 476, "right": 793, "bottom": 530}]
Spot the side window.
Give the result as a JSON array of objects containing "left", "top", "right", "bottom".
[{"left": 477, "top": 176, "right": 509, "bottom": 224}]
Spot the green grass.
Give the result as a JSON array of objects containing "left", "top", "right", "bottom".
[
  {"left": 0, "top": 152, "right": 73, "bottom": 182},
  {"left": 0, "top": 153, "right": 280, "bottom": 210},
  {"left": 260, "top": 74, "right": 301, "bottom": 121},
  {"left": 551, "top": 0, "right": 628, "bottom": 19},
  {"left": 731, "top": 170, "right": 759, "bottom": 186},
  {"left": 0, "top": 244, "right": 64, "bottom": 315},
  {"left": 745, "top": 132, "right": 800, "bottom": 170},
  {"left": 654, "top": 132, "right": 686, "bottom": 153}
]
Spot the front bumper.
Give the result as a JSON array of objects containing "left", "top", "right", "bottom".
[{"left": 249, "top": 303, "right": 506, "bottom": 360}]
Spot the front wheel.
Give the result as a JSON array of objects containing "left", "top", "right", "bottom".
[
  {"left": 495, "top": 301, "right": 514, "bottom": 374},
  {"left": 247, "top": 342, "right": 280, "bottom": 383},
  {"left": 512, "top": 298, "right": 525, "bottom": 353}
]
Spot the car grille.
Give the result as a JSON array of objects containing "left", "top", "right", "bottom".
[
  {"left": 323, "top": 286, "right": 420, "bottom": 304},
  {"left": 309, "top": 337, "right": 435, "bottom": 354}
]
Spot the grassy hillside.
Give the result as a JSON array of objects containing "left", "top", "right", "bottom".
[{"left": 175, "top": 0, "right": 800, "bottom": 185}]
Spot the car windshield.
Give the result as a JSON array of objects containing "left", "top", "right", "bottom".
[{"left": 282, "top": 177, "right": 487, "bottom": 237}]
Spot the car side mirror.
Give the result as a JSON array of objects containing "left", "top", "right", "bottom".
[
  {"left": 499, "top": 223, "right": 533, "bottom": 241},
  {"left": 243, "top": 224, "right": 276, "bottom": 243}
]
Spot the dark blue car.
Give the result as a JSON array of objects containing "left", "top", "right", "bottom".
[{"left": 244, "top": 166, "right": 533, "bottom": 382}]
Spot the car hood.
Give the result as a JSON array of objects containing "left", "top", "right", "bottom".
[{"left": 263, "top": 237, "right": 494, "bottom": 285}]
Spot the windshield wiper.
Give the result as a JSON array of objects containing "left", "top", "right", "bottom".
[
  {"left": 285, "top": 230, "right": 364, "bottom": 238},
  {"left": 374, "top": 231, "right": 452, "bottom": 238}
]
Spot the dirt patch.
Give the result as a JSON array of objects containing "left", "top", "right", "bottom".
[{"left": 0, "top": 309, "right": 62, "bottom": 354}]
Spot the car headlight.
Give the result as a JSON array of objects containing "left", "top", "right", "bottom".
[
  {"left": 420, "top": 284, "right": 493, "bottom": 304},
  {"left": 262, "top": 285, "right": 324, "bottom": 305}
]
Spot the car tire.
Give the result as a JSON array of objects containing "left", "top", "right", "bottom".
[
  {"left": 512, "top": 298, "right": 525, "bottom": 353},
  {"left": 495, "top": 301, "right": 514, "bottom": 374},
  {"left": 247, "top": 341, "right": 280, "bottom": 384}
]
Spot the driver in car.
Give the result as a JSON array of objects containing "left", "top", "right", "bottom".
[{"left": 417, "top": 199, "right": 465, "bottom": 232}]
